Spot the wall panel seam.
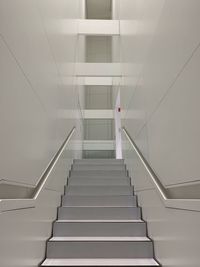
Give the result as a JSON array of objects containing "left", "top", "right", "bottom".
[{"left": 0, "top": 33, "right": 47, "bottom": 113}]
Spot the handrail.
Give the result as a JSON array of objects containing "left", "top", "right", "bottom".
[
  {"left": 122, "top": 127, "right": 200, "bottom": 211},
  {"left": 122, "top": 127, "right": 168, "bottom": 200},
  {"left": 0, "top": 127, "right": 76, "bottom": 212}
]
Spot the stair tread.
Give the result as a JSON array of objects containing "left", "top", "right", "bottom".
[
  {"left": 72, "top": 165, "right": 126, "bottom": 170},
  {"left": 73, "top": 164, "right": 125, "bottom": 166},
  {"left": 68, "top": 177, "right": 130, "bottom": 183},
  {"left": 66, "top": 185, "right": 133, "bottom": 188},
  {"left": 62, "top": 195, "right": 136, "bottom": 199},
  {"left": 62, "top": 206, "right": 136, "bottom": 208},
  {"left": 53, "top": 221, "right": 147, "bottom": 237},
  {"left": 70, "top": 170, "right": 127, "bottom": 176},
  {"left": 55, "top": 219, "right": 144, "bottom": 223},
  {"left": 69, "top": 177, "right": 129, "bottom": 180},
  {"left": 49, "top": 237, "right": 151, "bottom": 242},
  {"left": 42, "top": 258, "right": 159, "bottom": 266},
  {"left": 42, "top": 160, "right": 159, "bottom": 267},
  {"left": 58, "top": 207, "right": 141, "bottom": 220},
  {"left": 65, "top": 186, "right": 134, "bottom": 196},
  {"left": 74, "top": 160, "right": 124, "bottom": 164},
  {"left": 71, "top": 171, "right": 126, "bottom": 173},
  {"left": 69, "top": 176, "right": 129, "bottom": 179},
  {"left": 62, "top": 195, "right": 136, "bottom": 207}
]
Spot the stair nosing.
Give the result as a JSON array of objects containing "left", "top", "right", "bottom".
[
  {"left": 41, "top": 258, "right": 159, "bottom": 266},
  {"left": 55, "top": 219, "right": 145, "bottom": 223},
  {"left": 59, "top": 206, "right": 139, "bottom": 209},
  {"left": 61, "top": 206, "right": 137, "bottom": 208},
  {"left": 65, "top": 186, "right": 134, "bottom": 188},
  {"left": 49, "top": 237, "right": 151, "bottom": 242}
]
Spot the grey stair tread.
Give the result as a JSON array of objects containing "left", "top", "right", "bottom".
[
  {"left": 42, "top": 159, "right": 159, "bottom": 267},
  {"left": 69, "top": 175, "right": 129, "bottom": 179},
  {"left": 53, "top": 221, "right": 146, "bottom": 237},
  {"left": 74, "top": 159, "right": 124, "bottom": 165},
  {"left": 41, "top": 258, "right": 159, "bottom": 266},
  {"left": 73, "top": 164, "right": 125, "bottom": 168},
  {"left": 46, "top": 240, "right": 153, "bottom": 258},
  {"left": 65, "top": 186, "right": 134, "bottom": 196},
  {"left": 55, "top": 219, "right": 144, "bottom": 222},
  {"left": 72, "top": 165, "right": 126, "bottom": 171},
  {"left": 62, "top": 195, "right": 136, "bottom": 207},
  {"left": 50, "top": 237, "right": 150, "bottom": 241},
  {"left": 58, "top": 207, "right": 141, "bottom": 220},
  {"left": 70, "top": 170, "right": 127, "bottom": 177},
  {"left": 68, "top": 177, "right": 130, "bottom": 186}
]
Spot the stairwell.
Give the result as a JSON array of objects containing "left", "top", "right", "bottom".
[{"left": 41, "top": 159, "right": 159, "bottom": 266}]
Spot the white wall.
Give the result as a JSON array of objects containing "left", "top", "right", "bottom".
[
  {"left": 0, "top": 0, "right": 84, "bottom": 266},
  {"left": 0, "top": 137, "right": 76, "bottom": 267},
  {"left": 86, "top": 0, "right": 112, "bottom": 20},
  {"left": 85, "top": 86, "right": 112, "bottom": 109},
  {"left": 120, "top": 0, "right": 200, "bottom": 186},
  {"left": 86, "top": 36, "right": 112, "bottom": 62},
  {"left": 0, "top": 0, "right": 82, "bottom": 186},
  {"left": 84, "top": 119, "right": 114, "bottom": 140},
  {"left": 119, "top": 1, "right": 200, "bottom": 266}
]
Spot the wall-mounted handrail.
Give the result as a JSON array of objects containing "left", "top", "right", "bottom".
[
  {"left": 122, "top": 127, "right": 168, "bottom": 200},
  {"left": 0, "top": 127, "right": 76, "bottom": 212},
  {"left": 122, "top": 127, "right": 200, "bottom": 212}
]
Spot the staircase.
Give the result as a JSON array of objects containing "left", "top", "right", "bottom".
[{"left": 41, "top": 159, "right": 159, "bottom": 266}]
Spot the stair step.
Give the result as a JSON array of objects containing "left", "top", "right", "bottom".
[
  {"left": 41, "top": 159, "right": 160, "bottom": 267},
  {"left": 50, "top": 237, "right": 149, "bottom": 241},
  {"left": 68, "top": 177, "right": 130, "bottom": 186},
  {"left": 41, "top": 258, "right": 159, "bottom": 266},
  {"left": 65, "top": 186, "right": 134, "bottom": 196},
  {"left": 53, "top": 221, "right": 146, "bottom": 236},
  {"left": 70, "top": 170, "right": 127, "bottom": 178},
  {"left": 74, "top": 159, "right": 124, "bottom": 165},
  {"left": 55, "top": 219, "right": 144, "bottom": 223},
  {"left": 58, "top": 207, "right": 141, "bottom": 220},
  {"left": 69, "top": 175, "right": 129, "bottom": 180},
  {"left": 72, "top": 165, "right": 126, "bottom": 171},
  {"left": 62, "top": 195, "right": 137, "bottom": 207},
  {"left": 46, "top": 239, "right": 153, "bottom": 258}
]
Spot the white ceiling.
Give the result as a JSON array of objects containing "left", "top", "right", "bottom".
[{"left": 86, "top": 0, "right": 112, "bottom": 19}]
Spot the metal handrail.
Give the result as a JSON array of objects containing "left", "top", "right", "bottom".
[
  {"left": 32, "top": 127, "right": 76, "bottom": 199},
  {"left": 122, "top": 127, "right": 169, "bottom": 200},
  {"left": 0, "top": 127, "right": 76, "bottom": 212},
  {"left": 122, "top": 127, "right": 200, "bottom": 212}
]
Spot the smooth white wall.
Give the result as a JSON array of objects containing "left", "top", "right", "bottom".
[
  {"left": 86, "top": 36, "right": 112, "bottom": 62},
  {"left": 0, "top": 136, "right": 76, "bottom": 267},
  {"left": 84, "top": 119, "right": 114, "bottom": 140},
  {"left": 0, "top": 0, "right": 82, "bottom": 185},
  {"left": 85, "top": 86, "right": 112, "bottom": 109},
  {"left": 120, "top": 0, "right": 200, "bottom": 186},
  {"left": 119, "top": 1, "right": 200, "bottom": 266},
  {"left": 0, "top": 0, "right": 84, "bottom": 266}
]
